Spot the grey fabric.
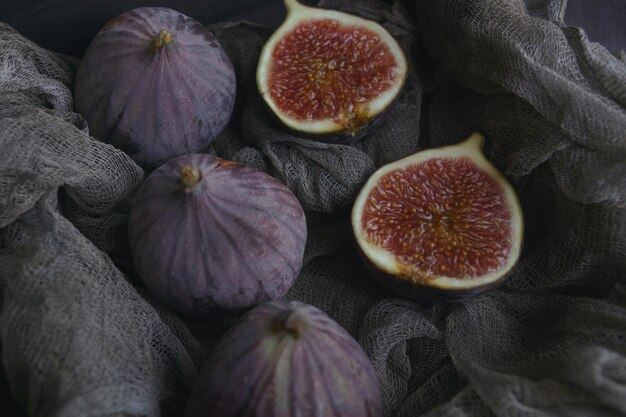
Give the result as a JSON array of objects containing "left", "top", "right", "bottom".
[
  {"left": 1, "top": 0, "right": 625, "bottom": 417},
  {"left": 0, "top": 24, "right": 205, "bottom": 417}
]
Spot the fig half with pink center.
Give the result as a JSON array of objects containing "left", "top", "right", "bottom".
[
  {"left": 352, "top": 132, "right": 524, "bottom": 300},
  {"left": 256, "top": 0, "right": 408, "bottom": 138}
]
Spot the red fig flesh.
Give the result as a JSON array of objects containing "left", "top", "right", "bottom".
[
  {"left": 352, "top": 132, "right": 524, "bottom": 299},
  {"left": 256, "top": 0, "right": 407, "bottom": 137}
]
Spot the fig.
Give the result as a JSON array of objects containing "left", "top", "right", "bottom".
[
  {"left": 186, "top": 300, "right": 383, "bottom": 417},
  {"left": 256, "top": 0, "right": 408, "bottom": 138},
  {"left": 128, "top": 154, "right": 307, "bottom": 316},
  {"left": 74, "top": 7, "right": 236, "bottom": 168},
  {"left": 352, "top": 132, "right": 524, "bottom": 300}
]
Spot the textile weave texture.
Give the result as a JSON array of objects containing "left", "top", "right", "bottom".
[{"left": 0, "top": 0, "right": 625, "bottom": 416}]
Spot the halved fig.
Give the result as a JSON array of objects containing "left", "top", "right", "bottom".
[
  {"left": 256, "top": 0, "right": 408, "bottom": 138},
  {"left": 352, "top": 132, "right": 524, "bottom": 300}
]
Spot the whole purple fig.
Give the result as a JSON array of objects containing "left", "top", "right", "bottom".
[
  {"left": 186, "top": 300, "right": 383, "bottom": 417},
  {"left": 74, "top": 7, "right": 236, "bottom": 168},
  {"left": 128, "top": 154, "right": 307, "bottom": 316}
]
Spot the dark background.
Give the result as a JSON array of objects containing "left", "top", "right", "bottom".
[
  {"left": 0, "top": 0, "right": 624, "bottom": 58},
  {"left": 0, "top": 1, "right": 623, "bottom": 417},
  {"left": 0, "top": 0, "right": 313, "bottom": 57}
]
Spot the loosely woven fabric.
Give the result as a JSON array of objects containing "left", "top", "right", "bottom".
[{"left": 0, "top": 0, "right": 625, "bottom": 416}]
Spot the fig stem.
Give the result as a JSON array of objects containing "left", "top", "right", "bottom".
[
  {"left": 284, "top": 0, "right": 305, "bottom": 13},
  {"left": 153, "top": 30, "right": 174, "bottom": 48},
  {"left": 284, "top": 317, "right": 307, "bottom": 338},
  {"left": 463, "top": 131, "right": 485, "bottom": 150},
  {"left": 273, "top": 313, "right": 308, "bottom": 338},
  {"left": 180, "top": 166, "right": 202, "bottom": 192}
]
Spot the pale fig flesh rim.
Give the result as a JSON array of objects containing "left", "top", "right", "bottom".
[
  {"left": 352, "top": 132, "right": 524, "bottom": 290},
  {"left": 256, "top": 0, "right": 408, "bottom": 135}
]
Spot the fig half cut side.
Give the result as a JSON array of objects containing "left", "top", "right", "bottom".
[
  {"left": 352, "top": 132, "right": 524, "bottom": 301},
  {"left": 256, "top": 0, "right": 408, "bottom": 138}
]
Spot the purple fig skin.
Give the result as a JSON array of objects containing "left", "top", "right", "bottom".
[
  {"left": 74, "top": 7, "right": 236, "bottom": 168},
  {"left": 128, "top": 154, "right": 307, "bottom": 316},
  {"left": 186, "top": 301, "right": 383, "bottom": 417}
]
